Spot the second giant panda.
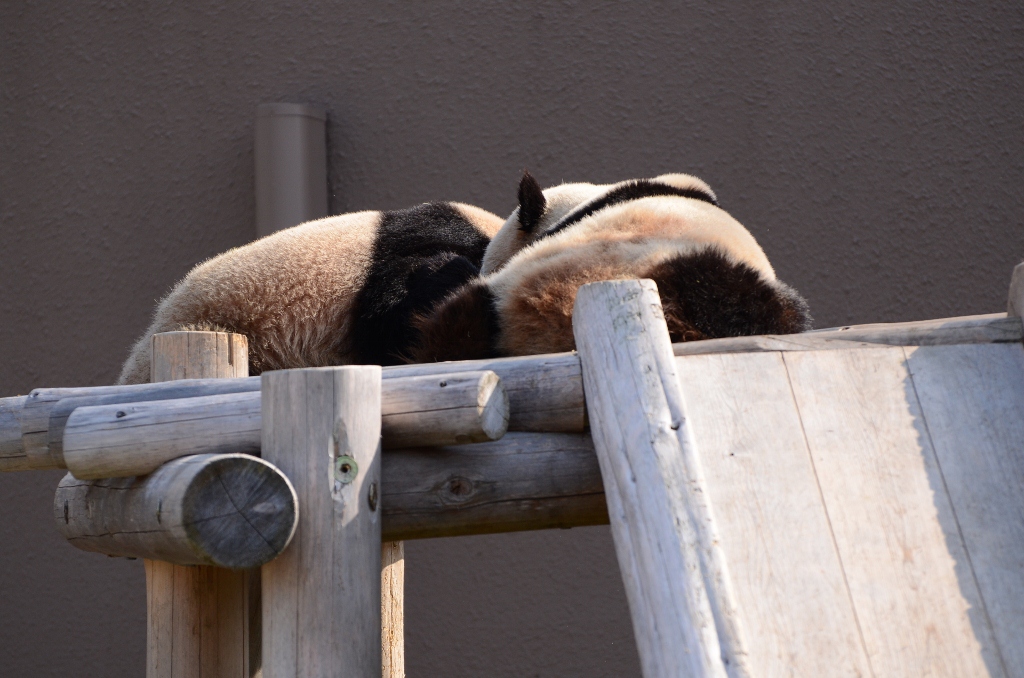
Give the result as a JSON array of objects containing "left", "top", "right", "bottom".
[
  {"left": 411, "top": 172, "right": 811, "bottom": 362},
  {"left": 118, "top": 202, "right": 502, "bottom": 384}
]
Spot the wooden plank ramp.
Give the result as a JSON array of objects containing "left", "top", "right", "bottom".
[{"left": 575, "top": 279, "right": 1024, "bottom": 678}]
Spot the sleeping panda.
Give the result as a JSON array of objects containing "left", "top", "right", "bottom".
[
  {"left": 410, "top": 172, "right": 811, "bottom": 362},
  {"left": 117, "top": 202, "right": 503, "bottom": 384}
]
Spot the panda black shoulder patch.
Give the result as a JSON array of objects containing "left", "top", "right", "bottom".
[{"left": 349, "top": 202, "right": 493, "bottom": 366}]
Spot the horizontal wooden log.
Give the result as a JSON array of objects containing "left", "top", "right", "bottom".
[
  {"left": 1, "top": 396, "right": 29, "bottom": 470},
  {"left": 55, "top": 453, "right": 298, "bottom": 568},
  {"left": 14, "top": 377, "right": 263, "bottom": 472},
  {"left": 59, "top": 433, "right": 606, "bottom": 560},
  {"left": 382, "top": 353, "right": 585, "bottom": 433},
  {"left": 380, "top": 370, "right": 508, "bottom": 448},
  {"left": 382, "top": 431, "right": 607, "bottom": 541},
  {"left": 62, "top": 370, "right": 509, "bottom": 479},
  {"left": 10, "top": 312, "right": 1013, "bottom": 473},
  {"left": 2, "top": 353, "right": 583, "bottom": 472},
  {"left": 673, "top": 313, "right": 1021, "bottom": 357}
]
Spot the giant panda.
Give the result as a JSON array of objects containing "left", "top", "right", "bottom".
[
  {"left": 118, "top": 201, "right": 503, "bottom": 384},
  {"left": 410, "top": 172, "right": 811, "bottom": 362}
]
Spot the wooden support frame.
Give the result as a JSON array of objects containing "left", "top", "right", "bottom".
[
  {"left": 60, "top": 369, "right": 508, "bottom": 479},
  {"left": 145, "top": 331, "right": 258, "bottom": 678},
  {"left": 573, "top": 280, "right": 742, "bottom": 678},
  {"left": 261, "top": 366, "right": 383, "bottom": 677}
]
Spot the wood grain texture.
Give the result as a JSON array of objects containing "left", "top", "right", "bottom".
[
  {"left": 673, "top": 312, "right": 1021, "bottom": 357},
  {"left": 61, "top": 370, "right": 509, "bottom": 479},
  {"left": 145, "top": 331, "right": 258, "bottom": 678},
  {"left": 1008, "top": 263, "right": 1024, "bottom": 318},
  {"left": 8, "top": 377, "right": 262, "bottom": 472},
  {"left": 674, "top": 352, "right": 872, "bottom": 676},
  {"left": 6, "top": 311, "right": 1019, "bottom": 474},
  {"left": 55, "top": 453, "right": 298, "bottom": 567},
  {"left": 382, "top": 352, "right": 584, "bottom": 433},
  {"left": 64, "top": 392, "right": 262, "bottom": 479},
  {"left": 572, "top": 279, "right": 736, "bottom": 678},
  {"left": 381, "top": 541, "right": 405, "bottom": 678},
  {"left": 785, "top": 347, "right": 1000, "bottom": 676},
  {"left": 261, "top": 366, "right": 383, "bottom": 678},
  {"left": 0, "top": 396, "right": 29, "bottom": 469},
  {"left": 379, "top": 370, "right": 508, "bottom": 447},
  {"left": 906, "top": 343, "right": 1024, "bottom": 676},
  {"left": 381, "top": 432, "right": 607, "bottom": 541},
  {"left": 151, "top": 332, "right": 248, "bottom": 383}
]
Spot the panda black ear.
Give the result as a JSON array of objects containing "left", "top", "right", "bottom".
[{"left": 517, "top": 170, "right": 546, "bottom": 233}]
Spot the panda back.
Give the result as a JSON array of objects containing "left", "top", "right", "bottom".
[{"left": 349, "top": 202, "right": 498, "bottom": 365}]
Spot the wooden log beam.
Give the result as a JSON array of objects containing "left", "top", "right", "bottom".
[
  {"left": 673, "top": 312, "right": 1022, "bottom": 357},
  {"left": 2, "top": 352, "right": 573, "bottom": 472},
  {"left": 9, "top": 378, "right": 263, "bottom": 472},
  {"left": 1008, "top": 262, "right": 1024, "bottom": 318},
  {"left": 54, "top": 453, "right": 298, "bottom": 568},
  {"left": 9, "top": 310, "right": 1014, "bottom": 473},
  {"left": 574, "top": 280, "right": 740, "bottom": 678},
  {"left": 143, "top": 331, "right": 256, "bottom": 678},
  {"left": 52, "top": 431, "right": 606, "bottom": 556},
  {"left": 381, "top": 432, "right": 606, "bottom": 541},
  {"left": 261, "top": 366, "right": 383, "bottom": 677},
  {"left": 60, "top": 370, "right": 508, "bottom": 479},
  {"left": 0, "top": 396, "right": 28, "bottom": 469}
]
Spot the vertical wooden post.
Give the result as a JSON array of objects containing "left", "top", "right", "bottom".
[
  {"left": 381, "top": 541, "right": 404, "bottom": 678},
  {"left": 261, "top": 366, "right": 383, "bottom": 678},
  {"left": 146, "top": 331, "right": 257, "bottom": 678},
  {"left": 1008, "top": 262, "right": 1024, "bottom": 318},
  {"left": 572, "top": 280, "right": 742, "bottom": 678}
]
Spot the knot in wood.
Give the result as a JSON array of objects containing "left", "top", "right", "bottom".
[{"left": 442, "top": 475, "right": 475, "bottom": 503}]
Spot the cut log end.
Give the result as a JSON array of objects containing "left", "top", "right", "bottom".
[
  {"left": 477, "top": 371, "right": 510, "bottom": 442},
  {"left": 56, "top": 453, "right": 298, "bottom": 569},
  {"left": 181, "top": 454, "right": 298, "bottom": 569}
]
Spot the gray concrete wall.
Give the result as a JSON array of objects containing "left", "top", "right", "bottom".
[{"left": 1, "top": 2, "right": 1021, "bottom": 676}]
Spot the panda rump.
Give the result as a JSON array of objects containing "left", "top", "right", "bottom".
[{"left": 117, "top": 201, "right": 502, "bottom": 384}]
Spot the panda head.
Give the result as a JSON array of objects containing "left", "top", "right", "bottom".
[
  {"left": 479, "top": 171, "right": 719, "bottom": 275},
  {"left": 479, "top": 172, "right": 608, "bottom": 275}
]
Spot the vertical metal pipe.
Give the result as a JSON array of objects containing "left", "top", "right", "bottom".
[{"left": 254, "top": 103, "right": 328, "bottom": 238}]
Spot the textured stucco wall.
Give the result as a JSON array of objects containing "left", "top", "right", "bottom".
[{"left": 2, "top": 2, "right": 1022, "bottom": 676}]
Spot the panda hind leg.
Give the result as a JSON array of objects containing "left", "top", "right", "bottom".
[{"left": 646, "top": 247, "right": 812, "bottom": 342}]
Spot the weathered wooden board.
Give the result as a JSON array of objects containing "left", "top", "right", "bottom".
[
  {"left": 785, "top": 347, "right": 1000, "bottom": 676},
  {"left": 674, "top": 352, "right": 871, "bottom": 676},
  {"left": 573, "top": 280, "right": 734, "bottom": 678},
  {"left": 906, "top": 343, "right": 1024, "bottom": 676}
]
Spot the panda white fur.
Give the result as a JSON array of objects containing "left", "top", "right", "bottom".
[
  {"left": 410, "top": 172, "right": 811, "bottom": 362},
  {"left": 118, "top": 202, "right": 503, "bottom": 384}
]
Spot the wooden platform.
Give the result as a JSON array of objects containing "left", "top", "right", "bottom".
[
  {"left": 574, "top": 272, "right": 1024, "bottom": 678},
  {"left": 676, "top": 343, "right": 1024, "bottom": 676}
]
